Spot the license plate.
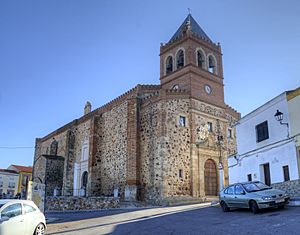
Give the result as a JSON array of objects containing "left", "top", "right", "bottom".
[{"left": 275, "top": 198, "right": 285, "bottom": 203}]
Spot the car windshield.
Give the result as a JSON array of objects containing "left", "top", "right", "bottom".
[{"left": 242, "top": 182, "right": 272, "bottom": 192}]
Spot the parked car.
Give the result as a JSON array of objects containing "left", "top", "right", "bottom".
[
  {"left": 0, "top": 199, "right": 46, "bottom": 235},
  {"left": 219, "top": 181, "right": 290, "bottom": 214}
]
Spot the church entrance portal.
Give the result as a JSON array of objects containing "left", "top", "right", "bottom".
[{"left": 204, "top": 159, "right": 218, "bottom": 196}]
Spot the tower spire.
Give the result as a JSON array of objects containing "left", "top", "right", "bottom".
[{"left": 168, "top": 14, "right": 212, "bottom": 43}]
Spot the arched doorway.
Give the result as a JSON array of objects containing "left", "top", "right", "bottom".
[
  {"left": 204, "top": 159, "right": 218, "bottom": 196},
  {"left": 81, "top": 171, "right": 88, "bottom": 196}
]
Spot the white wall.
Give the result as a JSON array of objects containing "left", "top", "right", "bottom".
[
  {"left": 229, "top": 140, "right": 298, "bottom": 184},
  {"left": 229, "top": 92, "right": 299, "bottom": 185},
  {"left": 236, "top": 93, "right": 290, "bottom": 155}
]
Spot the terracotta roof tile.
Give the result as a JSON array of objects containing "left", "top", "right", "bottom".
[{"left": 10, "top": 165, "right": 33, "bottom": 173}]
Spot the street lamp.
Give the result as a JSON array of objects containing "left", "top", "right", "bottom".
[{"left": 274, "top": 109, "right": 289, "bottom": 137}]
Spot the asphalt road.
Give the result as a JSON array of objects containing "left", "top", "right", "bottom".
[{"left": 45, "top": 204, "right": 300, "bottom": 235}]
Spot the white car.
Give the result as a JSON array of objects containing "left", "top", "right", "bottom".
[{"left": 0, "top": 199, "right": 46, "bottom": 235}]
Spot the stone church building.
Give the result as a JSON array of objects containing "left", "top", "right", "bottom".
[{"left": 33, "top": 14, "right": 240, "bottom": 204}]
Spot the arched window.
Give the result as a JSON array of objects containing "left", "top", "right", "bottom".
[
  {"left": 50, "top": 139, "right": 58, "bottom": 156},
  {"left": 208, "top": 55, "right": 217, "bottom": 74},
  {"left": 165, "top": 56, "right": 173, "bottom": 74},
  {"left": 197, "top": 50, "right": 205, "bottom": 69},
  {"left": 176, "top": 49, "right": 184, "bottom": 69}
]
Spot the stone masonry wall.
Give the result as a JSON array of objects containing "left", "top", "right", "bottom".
[
  {"left": 45, "top": 196, "right": 119, "bottom": 211},
  {"left": 34, "top": 131, "right": 68, "bottom": 194},
  {"left": 272, "top": 180, "right": 300, "bottom": 197},
  {"left": 139, "top": 97, "right": 192, "bottom": 203},
  {"left": 139, "top": 99, "right": 165, "bottom": 203},
  {"left": 94, "top": 101, "right": 128, "bottom": 197},
  {"left": 163, "top": 98, "right": 191, "bottom": 198},
  {"left": 34, "top": 119, "right": 92, "bottom": 197}
]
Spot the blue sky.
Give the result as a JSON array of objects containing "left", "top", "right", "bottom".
[{"left": 0, "top": 0, "right": 299, "bottom": 168}]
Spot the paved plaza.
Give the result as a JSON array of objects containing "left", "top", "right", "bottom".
[{"left": 45, "top": 203, "right": 300, "bottom": 235}]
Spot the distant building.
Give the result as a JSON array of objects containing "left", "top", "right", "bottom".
[
  {"left": 33, "top": 14, "right": 239, "bottom": 204},
  {"left": 228, "top": 87, "right": 300, "bottom": 196},
  {"left": 0, "top": 169, "right": 19, "bottom": 197},
  {"left": 8, "top": 165, "right": 32, "bottom": 197}
]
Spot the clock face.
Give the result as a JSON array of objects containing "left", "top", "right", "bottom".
[{"left": 205, "top": 85, "right": 212, "bottom": 94}]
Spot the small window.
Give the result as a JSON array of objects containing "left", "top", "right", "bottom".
[
  {"left": 8, "top": 182, "right": 15, "bottom": 188},
  {"left": 235, "top": 185, "right": 245, "bottom": 195},
  {"left": 24, "top": 204, "right": 36, "bottom": 214},
  {"left": 256, "top": 121, "right": 269, "bottom": 142},
  {"left": 176, "top": 50, "right": 184, "bottom": 69},
  {"left": 207, "top": 122, "right": 213, "bottom": 132},
  {"left": 179, "top": 116, "right": 186, "bottom": 127},
  {"left": 179, "top": 169, "right": 183, "bottom": 178},
  {"left": 283, "top": 165, "right": 290, "bottom": 181},
  {"left": 247, "top": 174, "right": 252, "bottom": 182},
  {"left": 1, "top": 203, "right": 22, "bottom": 218},
  {"left": 227, "top": 129, "right": 232, "bottom": 139}
]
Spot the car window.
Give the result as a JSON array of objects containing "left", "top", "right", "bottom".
[
  {"left": 0, "top": 204, "right": 4, "bottom": 209},
  {"left": 227, "top": 186, "right": 234, "bottom": 195},
  {"left": 242, "top": 182, "right": 272, "bottom": 192},
  {"left": 235, "top": 185, "right": 245, "bottom": 195},
  {"left": 24, "top": 204, "right": 36, "bottom": 214},
  {"left": 1, "top": 203, "right": 22, "bottom": 218}
]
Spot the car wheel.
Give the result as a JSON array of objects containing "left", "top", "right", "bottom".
[
  {"left": 249, "top": 200, "right": 259, "bottom": 214},
  {"left": 34, "top": 223, "right": 45, "bottom": 235},
  {"left": 221, "top": 201, "right": 230, "bottom": 212}
]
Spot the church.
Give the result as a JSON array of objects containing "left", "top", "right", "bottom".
[{"left": 33, "top": 14, "right": 240, "bottom": 205}]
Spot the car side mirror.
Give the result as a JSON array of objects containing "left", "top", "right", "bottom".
[
  {"left": 0, "top": 216, "right": 10, "bottom": 223},
  {"left": 241, "top": 191, "right": 246, "bottom": 195}
]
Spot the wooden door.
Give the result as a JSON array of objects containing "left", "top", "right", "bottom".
[
  {"left": 263, "top": 163, "right": 271, "bottom": 186},
  {"left": 204, "top": 159, "right": 218, "bottom": 196}
]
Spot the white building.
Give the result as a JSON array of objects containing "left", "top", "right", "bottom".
[{"left": 228, "top": 88, "right": 300, "bottom": 195}]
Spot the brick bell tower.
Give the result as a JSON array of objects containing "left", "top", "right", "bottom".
[{"left": 160, "top": 14, "right": 225, "bottom": 108}]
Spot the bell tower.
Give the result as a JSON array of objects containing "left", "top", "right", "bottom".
[{"left": 160, "top": 14, "right": 225, "bottom": 108}]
